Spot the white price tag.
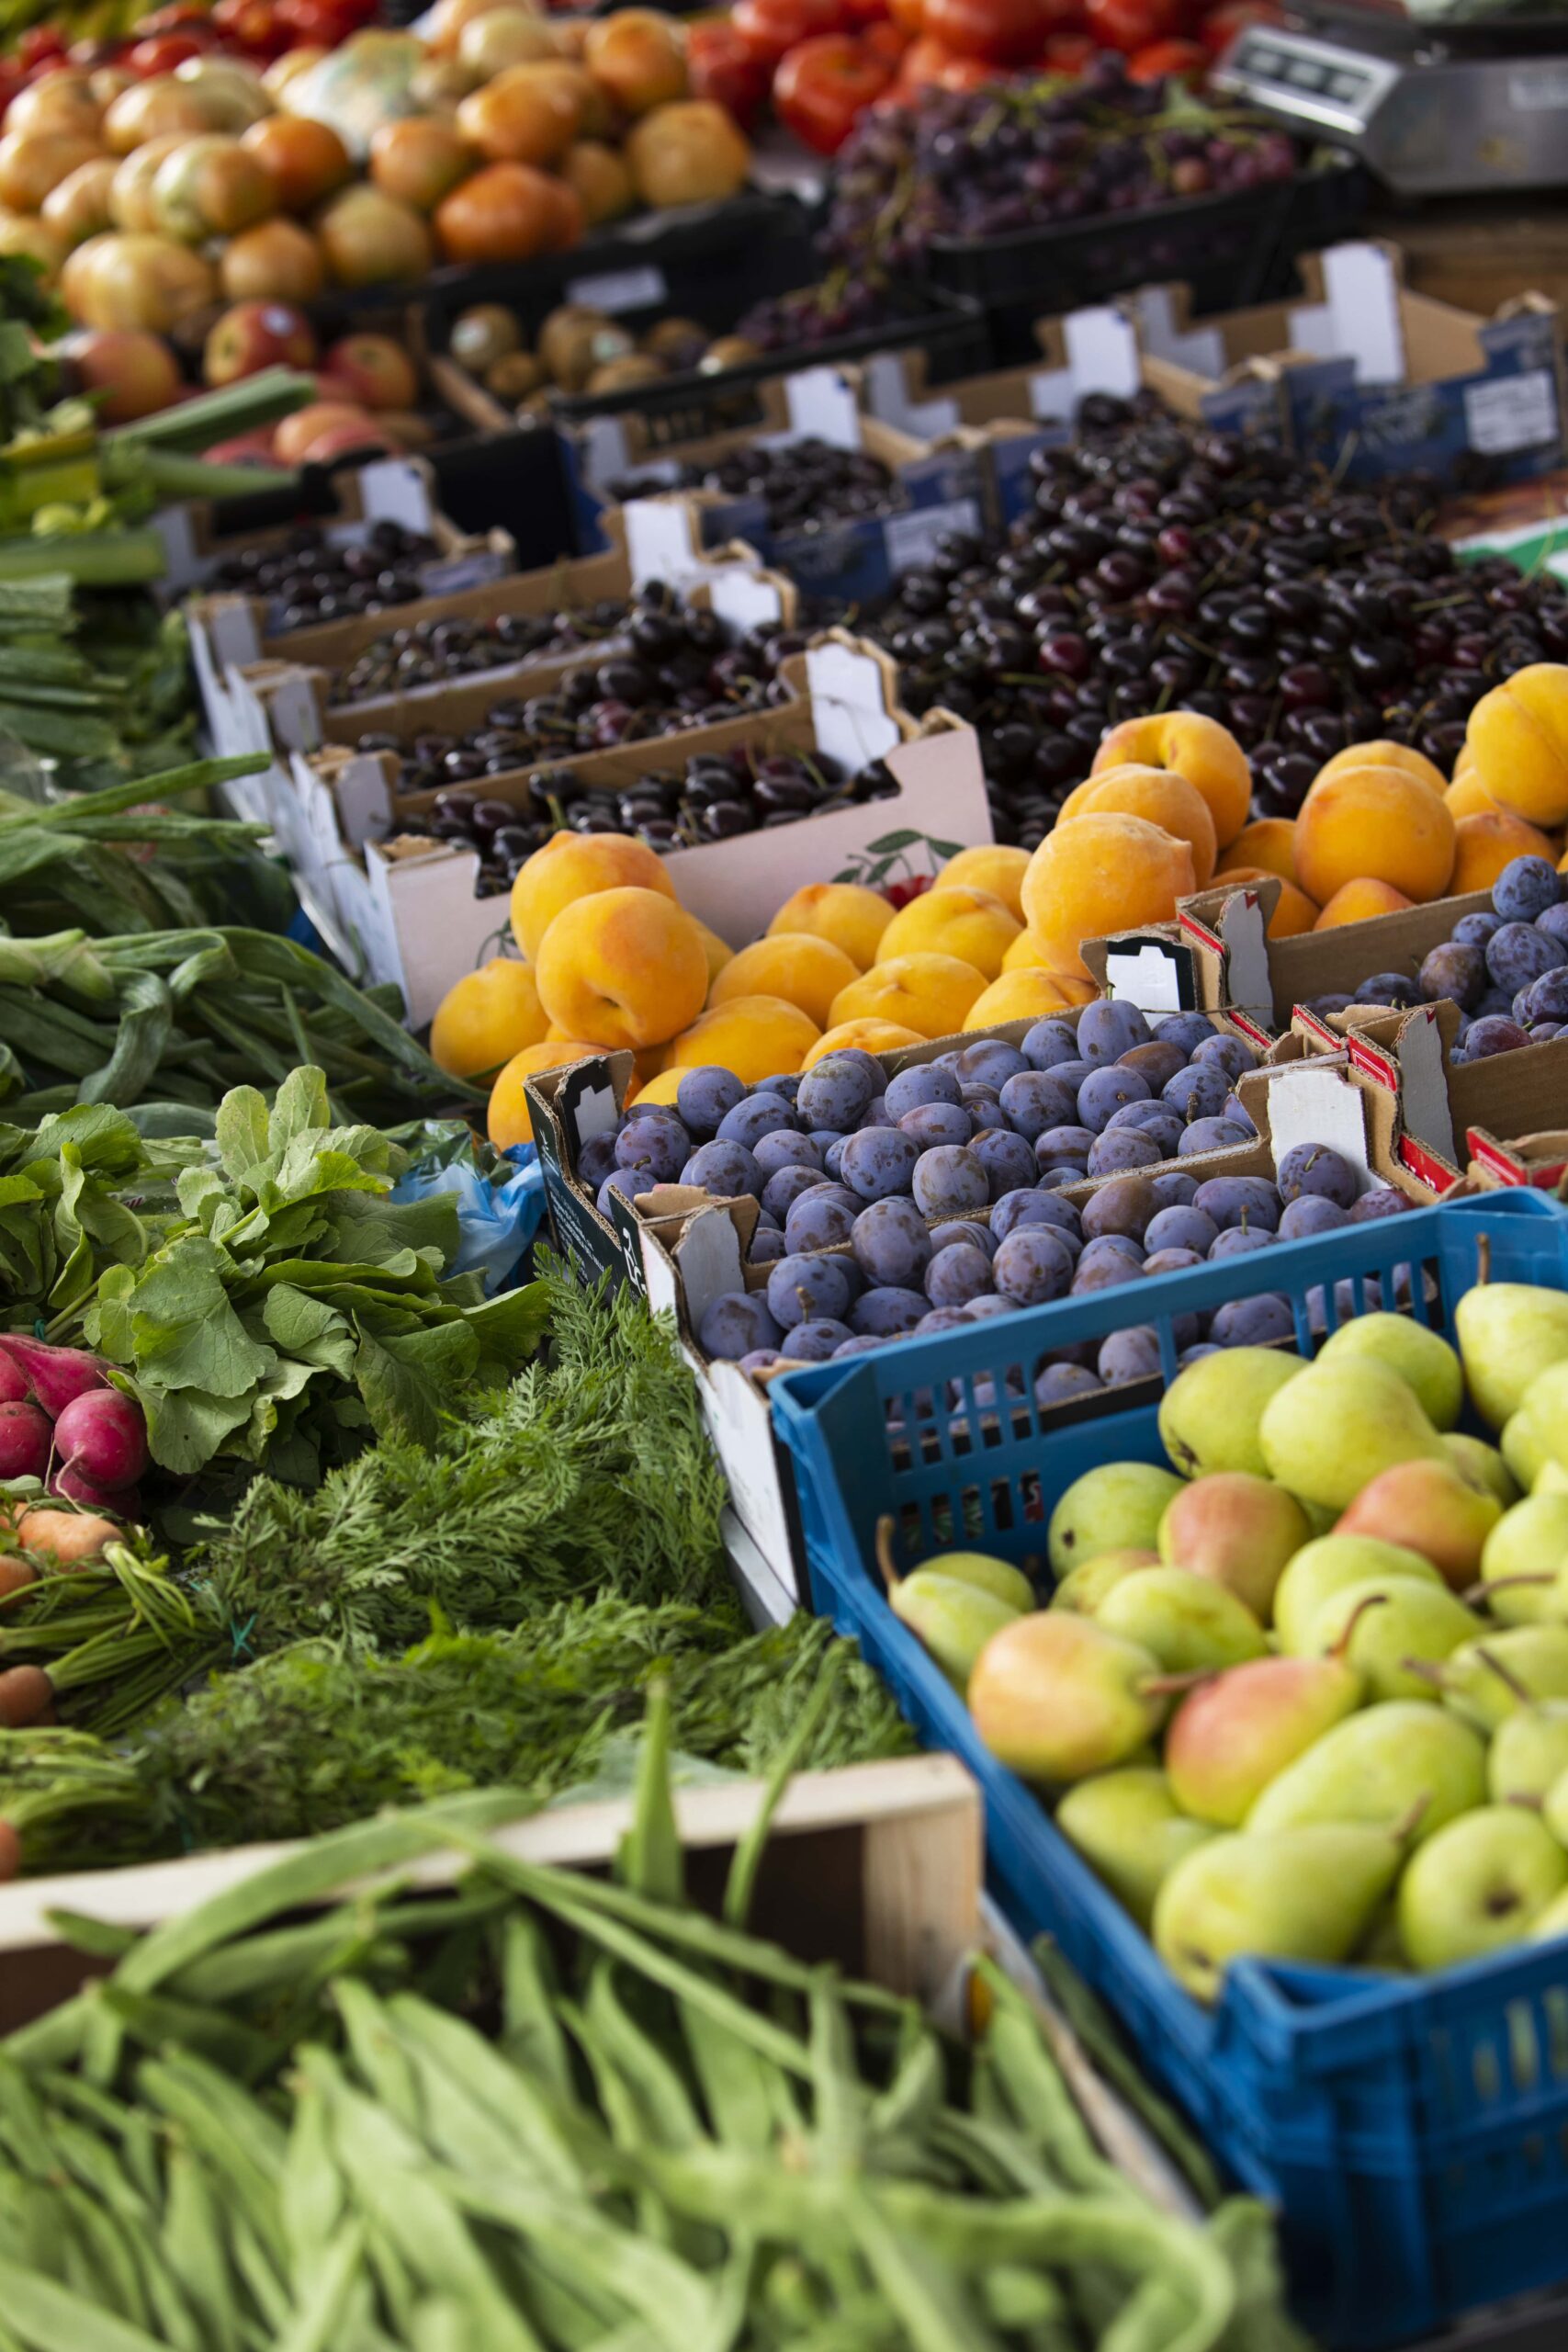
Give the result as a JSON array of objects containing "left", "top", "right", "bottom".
[
  {"left": 565, "top": 265, "right": 668, "bottom": 314},
  {"left": 884, "top": 498, "right": 981, "bottom": 575},
  {"left": 1464, "top": 369, "right": 1558, "bottom": 456},
  {"left": 1102, "top": 943, "right": 1188, "bottom": 1012}
]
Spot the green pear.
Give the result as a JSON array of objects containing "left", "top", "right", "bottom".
[
  {"left": 1156, "top": 1347, "right": 1306, "bottom": 1480},
  {"left": 1538, "top": 1461, "right": 1568, "bottom": 1497},
  {"left": 1439, "top": 1626, "right": 1568, "bottom": 1733},
  {"left": 1488, "top": 1700, "right": 1568, "bottom": 1804},
  {"left": 1273, "top": 1535, "right": 1443, "bottom": 1656},
  {"left": 1165, "top": 1652, "right": 1364, "bottom": 1827},
  {"left": 1296, "top": 1498, "right": 1340, "bottom": 1538},
  {"left": 1539, "top": 1758, "right": 1568, "bottom": 1850},
  {"left": 1306, "top": 1577, "right": 1482, "bottom": 1703},
  {"left": 918, "top": 1550, "right": 1036, "bottom": 1614},
  {"left": 1156, "top": 1472, "right": 1310, "bottom": 1625},
  {"left": 1529, "top": 1885, "right": 1568, "bottom": 1944},
  {"left": 1499, "top": 1360, "right": 1568, "bottom": 1497},
  {"left": 1052, "top": 1548, "right": 1159, "bottom": 1612},
  {"left": 1259, "top": 1357, "right": 1445, "bottom": 1514},
  {"left": 1478, "top": 1495, "right": 1568, "bottom": 1625},
  {"left": 1246, "top": 1702, "right": 1485, "bottom": 1841},
  {"left": 1455, "top": 1278, "right": 1568, "bottom": 1431},
  {"left": 1398, "top": 1806, "right": 1568, "bottom": 1971},
  {"left": 1319, "top": 1312, "right": 1462, "bottom": 1431},
  {"left": 1055, "top": 1768, "right": 1216, "bottom": 1929},
  {"left": 1098, "top": 1566, "right": 1266, "bottom": 1674},
  {"left": 1045, "top": 1462, "right": 1183, "bottom": 1581},
  {"left": 967, "top": 1611, "right": 1170, "bottom": 1784},
  {"left": 1154, "top": 1823, "right": 1405, "bottom": 2004},
  {"left": 1444, "top": 1432, "right": 1520, "bottom": 1510},
  {"left": 889, "top": 1573, "right": 1022, "bottom": 1695}
]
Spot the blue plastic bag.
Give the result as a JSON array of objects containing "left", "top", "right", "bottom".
[{"left": 390, "top": 1143, "right": 547, "bottom": 1295}]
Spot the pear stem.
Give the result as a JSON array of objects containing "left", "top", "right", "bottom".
[
  {"left": 1505, "top": 1791, "right": 1546, "bottom": 1812},
  {"left": 874, "top": 1515, "right": 900, "bottom": 1600},
  {"left": 1399, "top": 1656, "right": 1447, "bottom": 1688},
  {"left": 1475, "top": 1644, "right": 1535, "bottom": 1702},
  {"left": 1331, "top": 1590, "right": 1389, "bottom": 1658},
  {"left": 1140, "top": 1669, "right": 1215, "bottom": 1697},
  {"left": 1393, "top": 1792, "right": 1431, "bottom": 1846},
  {"left": 1466, "top": 1574, "right": 1554, "bottom": 1601},
  {"left": 1475, "top": 1232, "right": 1492, "bottom": 1289}
]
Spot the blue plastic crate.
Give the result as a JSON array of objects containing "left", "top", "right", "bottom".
[{"left": 771, "top": 1192, "right": 1568, "bottom": 2349}]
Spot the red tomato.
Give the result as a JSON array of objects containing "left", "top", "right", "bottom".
[
  {"left": 276, "top": 0, "right": 373, "bottom": 43},
  {"left": 214, "top": 0, "right": 288, "bottom": 49},
  {"left": 844, "top": 0, "right": 893, "bottom": 22},
  {"left": 887, "top": 0, "right": 925, "bottom": 31},
  {"left": 774, "top": 28, "right": 896, "bottom": 149},
  {"left": 896, "top": 31, "right": 994, "bottom": 85},
  {"left": 863, "top": 18, "right": 911, "bottom": 60},
  {"left": 16, "top": 26, "right": 65, "bottom": 65},
  {"left": 1128, "top": 31, "right": 1205, "bottom": 73},
  {"left": 1083, "top": 0, "right": 1181, "bottom": 49},
  {"left": 732, "top": 0, "right": 846, "bottom": 66},
  {"left": 1038, "top": 28, "right": 1095, "bottom": 66},
  {"left": 922, "top": 0, "right": 1045, "bottom": 62},
  {"left": 127, "top": 30, "right": 208, "bottom": 72},
  {"left": 689, "top": 19, "right": 773, "bottom": 124},
  {"left": 1199, "top": 0, "right": 1281, "bottom": 52}
]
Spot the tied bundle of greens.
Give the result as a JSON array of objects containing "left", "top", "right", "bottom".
[
  {"left": 72, "top": 1064, "right": 545, "bottom": 1481},
  {"left": 0, "top": 1728, "right": 1308, "bottom": 2352},
  {"left": 0, "top": 1601, "right": 916, "bottom": 1871}
]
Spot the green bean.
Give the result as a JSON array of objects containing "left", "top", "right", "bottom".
[
  {"left": 271, "top": 2220, "right": 366, "bottom": 2352},
  {"left": 409, "top": 2297, "right": 469, "bottom": 2352},
  {"left": 163, "top": 2143, "right": 243, "bottom": 2352},
  {"left": 618, "top": 1679, "right": 682, "bottom": 1905},
  {"left": 807, "top": 1973, "right": 865, "bottom": 2173},
  {"left": 927, "top": 2109, "right": 1059, "bottom": 2199},
  {"left": 39, "top": 2074, "right": 160, "bottom": 2205},
  {"left": 101, "top": 1984, "right": 280, "bottom": 2081},
  {"left": 446, "top": 2173, "right": 721, "bottom": 2352},
  {"left": 0, "top": 2055, "right": 54, "bottom": 2179},
  {"left": 972, "top": 1961, "right": 1125, "bottom": 2203},
  {"left": 725, "top": 1651, "right": 842, "bottom": 1932},
  {"left": 333, "top": 1979, "right": 423, "bottom": 2134},
  {"left": 585, "top": 1962, "right": 703, "bottom": 2151},
  {"left": 226, "top": 2212, "right": 293, "bottom": 2337},
  {"left": 0, "top": 2255, "right": 168, "bottom": 2352},
  {"left": 134, "top": 2055, "right": 287, "bottom": 2265},
  {"left": 867, "top": 2012, "right": 942, "bottom": 2147},
  {"left": 382, "top": 1991, "right": 585, "bottom": 2189},
  {"left": 499, "top": 1911, "right": 572, "bottom": 2098},
  {"left": 678, "top": 1999, "right": 778, "bottom": 2154},
  {"left": 41, "top": 1910, "right": 138, "bottom": 1962},
  {"left": 846, "top": 2187, "right": 1004, "bottom": 2352}
]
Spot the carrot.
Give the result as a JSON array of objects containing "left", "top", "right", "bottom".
[
  {"left": 0, "top": 1821, "right": 21, "bottom": 1882},
  {"left": 0, "top": 1556, "right": 36, "bottom": 1600},
  {"left": 15, "top": 1509, "right": 120, "bottom": 1568},
  {"left": 0, "top": 1666, "right": 52, "bottom": 1727}
]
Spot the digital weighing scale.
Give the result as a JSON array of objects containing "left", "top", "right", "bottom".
[{"left": 1213, "top": 0, "right": 1568, "bottom": 196}]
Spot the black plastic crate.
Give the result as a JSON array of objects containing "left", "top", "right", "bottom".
[{"left": 924, "top": 152, "right": 1369, "bottom": 311}]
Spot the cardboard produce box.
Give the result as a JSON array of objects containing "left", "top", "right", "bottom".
[
  {"left": 564, "top": 364, "right": 985, "bottom": 598},
  {"left": 1133, "top": 241, "right": 1565, "bottom": 486},
  {"left": 299, "top": 636, "right": 987, "bottom": 1028},
  {"left": 1293, "top": 996, "right": 1568, "bottom": 1196},
  {"left": 525, "top": 1012, "right": 1429, "bottom": 1593},
  {"left": 859, "top": 307, "right": 1146, "bottom": 528},
  {"left": 193, "top": 503, "right": 795, "bottom": 766},
  {"left": 158, "top": 453, "right": 514, "bottom": 603}
]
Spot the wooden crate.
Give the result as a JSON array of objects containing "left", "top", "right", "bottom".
[{"left": 0, "top": 1753, "right": 981, "bottom": 2032}]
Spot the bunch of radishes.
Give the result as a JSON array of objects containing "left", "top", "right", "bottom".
[{"left": 0, "top": 1337, "right": 149, "bottom": 1520}]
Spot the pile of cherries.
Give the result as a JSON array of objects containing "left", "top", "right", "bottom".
[
  {"left": 333, "top": 597, "right": 644, "bottom": 706},
  {"left": 821, "top": 62, "right": 1305, "bottom": 273},
  {"left": 400, "top": 741, "right": 899, "bottom": 896},
  {"left": 863, "top": 391, "right": 1568, "bottom": 852},
  {"left": 208, "top": 520, "right": 441, "bottom": 633},
  {"left": 605, "top": 439, "right": 900, "bottom": 536}
]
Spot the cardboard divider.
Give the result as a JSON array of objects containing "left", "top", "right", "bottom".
[
  {"left": 1131, "top": 240, "right": 1565, "bottom": 485},
  {"left": 560, "top": 364, "right": 986, "bottom": 596},
  {"left": 290, "top": 635, "right": 989, "bottom": 1028}
]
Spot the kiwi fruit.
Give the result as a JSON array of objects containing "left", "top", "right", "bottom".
[
  {"left": 585, "top": 353, "right": 666, "bottom": 395},
  {"left": 486, "top": 352, "right": 547, "bottom": 402},
  {"left": 699, "top": 334, "right": 762, "bottom": 375},
  {"left": 450, "top": 303, "right": 523, "bottom": 374},
  {"left": 642, "top": 316, "right": 708, "bottom": 369},
  {"left": 538, "top": 304, "right": 636, "bottom": 391}
]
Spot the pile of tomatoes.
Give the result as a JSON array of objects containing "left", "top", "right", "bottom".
[
  {"left": 692, "top": 0, "right": 1282, "bottom": 156},
  {"left": 0, "top": 0, "right": 376, "bottom": 126}
]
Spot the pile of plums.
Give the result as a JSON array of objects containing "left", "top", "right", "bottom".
[
  {"left": 1304, "top": 854, "right": 1568, "bottom": 1063},
  {"left": 862, "top": 395, "right": 1568, "bottom": 852},
  {"left": 604, "top": 438, "right": 900, "bottom": 535},
  {"left": 822, "top": 62, "right": 1304, "bottom": 272},
  {"left": 208, "top": 520, "right": 441, "bottom": 632},
  {"left": 333, "top": 597, "right": 643, "bottom": 705},
  {"left": 400, "top": 741, "right": 900, "bottom": 894}
]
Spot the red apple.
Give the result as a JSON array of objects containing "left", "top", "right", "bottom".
[
  {"left": 298, "top": 420, "right": 399, "bottom": 465},
  {"left": 321, "top": 331, "right": 418, "bottom": 413},
  {"left": 273, "top": 400, "right": 375, "bottom": 464},
  {"left": 68, "top": 325, "right": 181, "bottom": 421},
  {"left": 202, "top": 297, "right": 316, "bottom": 387},
  {"left": 203, "top": 428, "right": 279, "bottom": 465}
]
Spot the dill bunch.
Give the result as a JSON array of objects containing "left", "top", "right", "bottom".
[
  {"left": 9, "top": 1601, "right": 914, "bottom": 1870},
  {"left": 189, "top": 1260, "right": 729, "bottom": 1662}
]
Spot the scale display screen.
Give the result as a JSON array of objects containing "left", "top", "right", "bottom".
[{"left": 1227, "top": 28, "right": 1381, "bottom": 111}]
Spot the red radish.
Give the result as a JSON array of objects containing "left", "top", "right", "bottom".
[
  {"left": 48, "top": 1463, "right": 141, "bottom": 1518},
  {"left": 13, "top": 1509, "right": 112, "bottom": 1567},
  {"left": 0, "top": 1403, "right": 51, "bottom": 1481},
  {"left": 0, "top": 1666, "right": 52, "bottom": 1727},
  {"left": 0, "top": 1336, "right": 108, "bottom": 1419},
  {"left": 53, "top": 1387, "right": 148, "bottom": 1489},
  {"left": 0, "top": 1356, "right": 25, "bottom": 1407}
]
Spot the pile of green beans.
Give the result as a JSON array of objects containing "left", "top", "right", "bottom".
[{"left": 0, "top": 1746, "right": 1309, "bottom": 2352}]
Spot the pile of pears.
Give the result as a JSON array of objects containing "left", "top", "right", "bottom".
[{"left": 888, "top": 1275, "right": 1568, "bottom": 2006}]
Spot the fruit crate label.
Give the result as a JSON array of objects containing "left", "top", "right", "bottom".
[
  {"left": 565, "top": 265, "right": 668, "bottom": 315},
  {"left": 1100, "top": 939, "right": 1193, "bottom": 1012},
  {"left": 1463, "top": 369, "right": 1559, "bottom": 457},
  {"left": 883, "top": 499, "right": 983, "bottom": 577}
]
